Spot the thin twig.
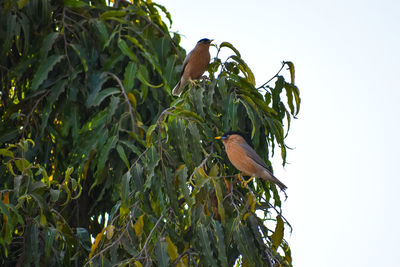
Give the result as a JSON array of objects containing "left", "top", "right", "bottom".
[
  {"left": 137, "top": 209, "right": 169, "bottom": 258},
  {"left": 257, "top": 61, "right": 287, "bottom": 90},
  {"left": 107, "top": 72, "right": 136, "bottom": 132},
  {"left": 21, "top": 91, "right": 50, "bottom": 140},
  {"left": 139, "top": 16, "right": 181, "bottom": 58}
]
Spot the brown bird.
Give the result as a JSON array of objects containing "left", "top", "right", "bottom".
[
  {"left": 172, "top": 38, "right": 213, "bottom": 96},
  {"left": 215, "top": 131, "right": 287, "bottom": 190}
]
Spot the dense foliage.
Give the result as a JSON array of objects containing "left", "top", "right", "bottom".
[{"left": 0, "top": 0, "right": 300, "bottom": 266}]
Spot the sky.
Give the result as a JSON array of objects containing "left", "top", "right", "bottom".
[{"left": 157, "top": 0, "right": 400, "bottom": 266}]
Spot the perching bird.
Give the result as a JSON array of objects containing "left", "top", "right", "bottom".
[
  {"left": 215, "top": 131, "right": 287, "bottom": 190},
  {"left": 172, "top": 38, "right": 213, "bottom": 96}
]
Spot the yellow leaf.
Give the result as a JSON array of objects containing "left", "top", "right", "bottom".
[
  {"left": 40, "top": 212, "right": 47, "bottom": 226},
  {"left": 127, "top": 92, "right": 137, "bottom": 108},
  {"left": 249, "top": 194, "right": 256, "bottom": 213},
  {"left": 89, "top": 228, "right": 106, "bottom": 258},
  {"left": 242, "top": 258, "right": 251, "bottom": 267},
  {"left": 3, "top": 192, "right": 9, "bottom": 204},
  {"left": 204, "top": 200, "right": 210, "bottom": 216},
  {"left": 82, "top": 150, "right": 96, "bottom": 180},
  {"left": 166, "top": 236, "right": 185, "bottom": 267},
  {"left": 106, "top": 225, "right": 115, "bottom": 240},
  {"left": 175, "top": 164, "right": 186, "bottom": 173},
  {"left": 134, "top": 261, "right": 143, "bottom": 267},
  {"left": 199, "top": 166, "right": 207, "bottom": 178},
  {"left": 134, "top": 214, "right": 144, "bottom": 238},
  {"left": 3, "top": 192, "right": 9, "bottom": 226},
  {"left": 224, "top": 178, "right": 230, "bottom": 191},
  {"left": 166, "top": 236, "right": 178, "bottom": 260}
]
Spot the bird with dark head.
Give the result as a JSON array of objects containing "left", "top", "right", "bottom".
[
  {"left": 172, "top": 38, "right": 213, "bottom": 96},
  {"left": 215, "top": 131, "right": 287, "bottom": 190}
]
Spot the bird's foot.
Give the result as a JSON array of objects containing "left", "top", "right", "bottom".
[
  {"left": 188, "top": 79, "right": 199, "bottom": 87},
  {"left": 238, "top": 173, "right": 254, "bottom": 187}
]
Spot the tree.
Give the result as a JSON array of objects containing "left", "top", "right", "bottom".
[{"left": 0, "top": 0, "right": 300, "bottom": 266}]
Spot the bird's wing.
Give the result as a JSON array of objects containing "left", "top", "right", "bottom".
[
  {"left": 180, "top": 51, "right": 192, "bottom": 77},
  {"left": 239, "top": 143, "right": 272, "bottom": 172}
]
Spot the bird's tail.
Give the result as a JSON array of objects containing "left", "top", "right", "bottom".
[
  {"left": 263, "top": 170, "right": 287, "bottom": 191},
  {"left": 172, "top": 81, "right": 182, "bottom": 96}
]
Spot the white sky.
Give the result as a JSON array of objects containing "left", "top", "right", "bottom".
[{"left": 157, "top": 0, "right": 400, "bottom": 266}]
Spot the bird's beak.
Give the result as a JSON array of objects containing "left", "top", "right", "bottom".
[
  {"left": 215, "top": 136, "right": 225, "bottom": 140},
  {"left": 209, "top": 39, "right": 214, "bottom": 44}
]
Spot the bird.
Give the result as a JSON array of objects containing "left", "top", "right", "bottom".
[
  {"left": 172, "top": 38, "right": 213, "bottom": 96},
  {"left": 215, "top": 131, "right": 287, "bottom": 190}
]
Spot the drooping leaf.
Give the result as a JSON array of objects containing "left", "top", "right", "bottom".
[
  {"left": 31, "top": 55, "right": 64, "bottom": 91},
  {"left": 271, "top": 215, "right": 284, "bottom": 251}
]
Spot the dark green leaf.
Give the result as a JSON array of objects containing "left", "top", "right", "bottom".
[
  {"left": 155, "top": 239, "right": 169, "bottom": 267},
  {"left": 31, "top": 55, "right": 64, "bottom": 91}
]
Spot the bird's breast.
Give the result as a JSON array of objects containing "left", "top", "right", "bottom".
[
  {"left": 185, "top": 48, "right": 210, "bottom": 79},
  {"left": 225, "top": 142, "right": 259, "bottom": 176}
]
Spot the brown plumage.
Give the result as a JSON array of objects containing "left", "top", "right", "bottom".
[
  {"left": 215, "top": 131, "right": 287, "bottom": 190},
  {"left": 172, "top": 38, "right": 213, "bottom": 96}
]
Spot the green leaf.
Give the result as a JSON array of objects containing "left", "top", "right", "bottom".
[
  {"left": 198, "top": 225, "right": 218, "bottom": 266},
  {"left": 211, "top": 176, "right": 226, "bottom": 223},
  {"left": 39, "top": 32, "right": 59, "bottom": 59},
  {"left": 100, "top": 10, "right": 127, "bottom": 20},
  {"left": 2, "top": 14, "right": 16, "bottom": 56},
  {"left": 118, "top": 39, "right": 139, "bottom": 62},
  {"left": 173, "top": 107, "right": 204, "bottom": 123},
  {"left": 25, "top": 224, "right": 40, "bottom": 267},
  {"left": 50, "top": 189, "right": 60, "bottom": 202},
  {"left": 213, "top": 220, "right": 228, "bottom": 267},
  {"left": 284, "top": 82, "right": 301, "bottom": 116},
  {"left": 143, "top": 146, "right": 160, "bottom": 188},
  {"left": 240, "top": 99, "right": 257, "bottom": 138},
  {"left": 176, "top": 165, "right": 193, "bottom": 206},
  {"left": 226, "top": 94, "right": 238, "bottom": 130},
  {"left": 116, "top": 144, "right": 130, "bottom": 169},
  {"left": 92, "top": 87, "right": 120, "bottom": 107},
  {"left": 137, "top": 65, "right": 163, "bottom": 88},
  {"left": 86, "top": 72, "right": 109, "bottom": 107},
  {"left": 95, "top": 131, "right": 118, "bottom": 177},
  {"left": 155, "top": 239, "right": 169, "bottom": 267},
  {"left": 119, "top": 140, "right": 141, "bottom": 156},
  {"left": 0, "top": 149, "right": 13, "bottom": 158},
  {"left": 220, "top": 41, "right": 241, "bottom": 57},
  {"left": 230, "top": 55, "right": 255, "bottom": 86},
  {"left": 31, "top": 55, "right": 64, "bottom": 91},
  {"left": 92, "top": 20, "right": 108, "bottom": 48},
  {"left": 70, "top": 44, "right": 88, "bottom": 72},
  {"left": 44, "top": 227, "right": 57, "bottom": 261},
  {"left": 120, "top": 170, "right": 131, "bottom": 215},
  {"left": 63, "top": 0, "right": 88, "bottom": 7},
  {"left": 123, "top": 62, "right": 138, "bottom": 92},
  {"left": 285, "top": 61, "right": 295, "bottom": 84}
]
